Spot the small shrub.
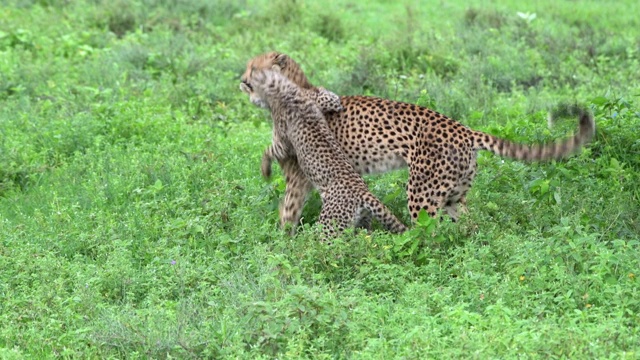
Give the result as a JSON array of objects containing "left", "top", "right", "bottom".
[
  {"left": 464, "top": 7, "right": 509, "bottom": 29},
  {"left": 106, "top": 4, "right": 137, "bottom": 38},
  {"left": 312, "top": 13, "right": 346, "bottom": 43}
]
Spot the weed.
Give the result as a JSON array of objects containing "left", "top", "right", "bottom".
[{"left": 311, "top": 13, "right": 346, "bottom": 43}]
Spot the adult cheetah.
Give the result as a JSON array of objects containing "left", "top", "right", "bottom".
[
  {"left": 241, "top": 68, "right": 407, "bottom": 236},
  {"left": 241, "top": 52, "right": 595, "bottom": 227}
]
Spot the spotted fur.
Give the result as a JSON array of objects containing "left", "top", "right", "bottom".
[
  {"left": 241, "top": 52, "right": 595, "bottom": 225},
  {"left": 243, "top": 68, "right": 407, "bottom": 236}
]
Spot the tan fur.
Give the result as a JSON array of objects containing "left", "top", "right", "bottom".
[
  {"left": 242, "top": 52, "right": 314, "bottom": 90},
  {"left": 243, "top": 69, "right": 407, "bottom": 236},
  {"left": 241, "top": 52, "right": 595, "bottom": 225}
]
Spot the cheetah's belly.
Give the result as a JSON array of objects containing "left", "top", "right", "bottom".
[
  {"left": 349, "top": 151, "right": 407, "bottom": 175},
  {"left": 334, "top": 136, "right": 407, "bottom": 175}
]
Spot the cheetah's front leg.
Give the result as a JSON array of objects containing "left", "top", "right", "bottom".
[
  {"left": 278, "top": 157, "right": 313, "bottom": 234},
  {"left": 261, "top": 134, "right": 289, "bottom": 178},
  {"left": 261, "top": 147, "right": 274, "bottom": 178},
  {"left": 261, "top": 147, "right": 309, "bottom": 233}
]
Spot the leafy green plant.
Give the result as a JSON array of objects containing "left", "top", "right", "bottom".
[
  {"left": 387, "top": 210, "right": 447, "bottom": 265},
  {"left": 591, "top": 93, "right": 635, "bottom": 122},
  {"left": 528, "top": 177, "right": 561, "bottom": 205}
]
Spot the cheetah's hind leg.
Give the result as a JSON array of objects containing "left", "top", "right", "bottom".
[
  {"left": 354, "top": 207, "right": 372, "bottom": 231},
  {"left": 406, "top": 162, "right": 455, "bottom": 221},
  {"left": 443, "top": 194, "right": 470, "bottom": 222}
]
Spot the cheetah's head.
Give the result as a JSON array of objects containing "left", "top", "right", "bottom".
[{"left": 240, "top": 52, "right": 313, "bottom": 109}]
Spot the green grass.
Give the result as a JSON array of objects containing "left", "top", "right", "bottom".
[{"left": 1, "top": 0, "right": 640, "bottom": 358}]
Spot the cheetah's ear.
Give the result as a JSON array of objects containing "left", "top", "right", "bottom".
[{"left": 273, "top": 53, "right": 289, "bottom": 71}]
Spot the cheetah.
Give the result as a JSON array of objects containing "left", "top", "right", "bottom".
[
  {"left": 241, "top": 52, "right": 595, "bottom": 227},
  {"left": 240, "top": 68, "right": 407, "bottom": 236}
]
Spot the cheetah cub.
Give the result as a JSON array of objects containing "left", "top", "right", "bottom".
[{"left": 243, "top": 69, "right": 407, "bottom": 236}]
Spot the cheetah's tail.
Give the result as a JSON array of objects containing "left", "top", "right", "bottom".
[{"left": 472, "top": 111, "right": 595, "bottom": 161}]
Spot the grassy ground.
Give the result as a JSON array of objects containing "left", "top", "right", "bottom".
[{"left": 1, "top": 0, "right": 639, "bottom": 358}]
